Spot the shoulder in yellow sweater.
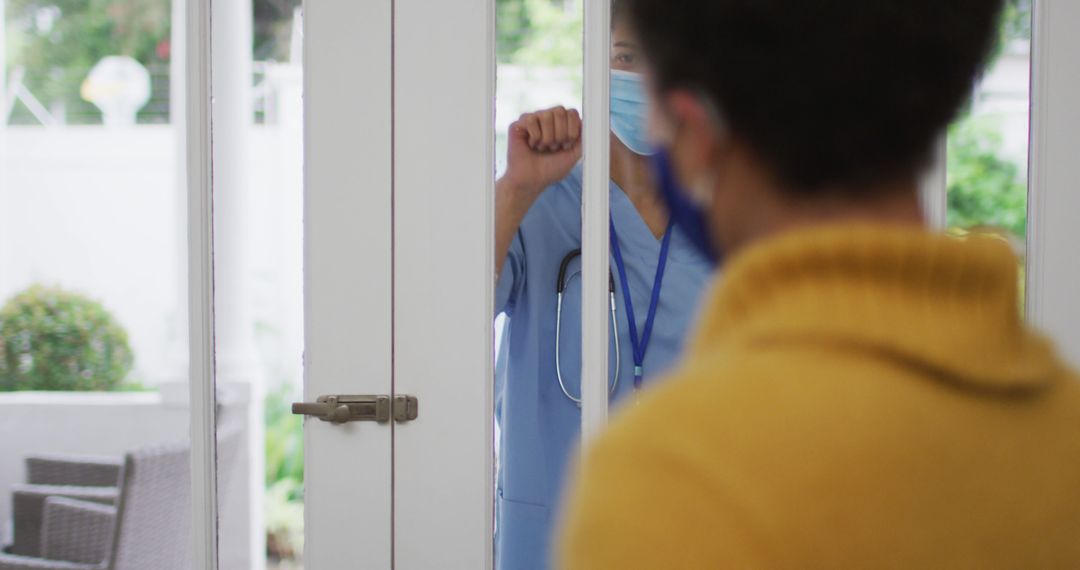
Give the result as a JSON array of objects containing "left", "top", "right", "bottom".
[{"left": 559, "top": 224, "right": 1080, "bottom": 569}]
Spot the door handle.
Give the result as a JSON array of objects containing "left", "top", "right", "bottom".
[{"left": 292, "top": 394, "right": 418, "bottom": 424}]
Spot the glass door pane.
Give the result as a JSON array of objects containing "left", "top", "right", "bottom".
[
  {"left": 946, "top": 0, "right": 1031, "bottom": 305},
  {"left": 489, "top": 1, "right": 712, "bottom": 567},
  {"left": 210, "top": 1, "right": 306, "bottom": 569},
  {"left": 493, "top": 1, "right": 585, "bottom": 567},
  {"left": 0, "top": 0, "right": 191, "bottom": 566}
]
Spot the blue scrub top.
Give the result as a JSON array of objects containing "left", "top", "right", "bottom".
[{"left": 495, "top": 164, "right": 713, "bottom": 569}]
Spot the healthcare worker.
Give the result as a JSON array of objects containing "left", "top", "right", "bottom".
[{"left": 493, "top": 2, "right": 711, "bottom": 567}]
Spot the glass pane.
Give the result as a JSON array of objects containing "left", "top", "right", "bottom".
[
  {"left": 0, "top": 0, "right": 190, "bottom": 565},
  {"left": 947, "top": 0, "right": 1031, "bottom": 302},
  {"left": 606, "top": 2, "right": 712, "bottom": 408},
  {"left": 494, "top": 0, "right": 583, "bottom": 567},
  {"left": 212, "top": 2, "right": 305, "bottom": 570},
  {"left": 492, "top": 1, "right": 712, "bottom": 567}
]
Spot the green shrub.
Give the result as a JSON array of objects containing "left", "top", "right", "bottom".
[
  {"left": 265, "top": 384, "right": 304, "bottom": 561},
  {"left": 265, "top": 384, "right": 305, "bottom": 491},
  {"left": 0, "top": 285, "right": 134, "bottom": 391},
  {"left": 946, "top": 115, "right": 1027, "bottom": 240},
  {"left": 266, "top": 477, "right": 304, "bottom": 562}
]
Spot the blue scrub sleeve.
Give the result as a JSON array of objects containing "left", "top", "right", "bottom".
[{"left": 495, "top": 229, "right": 526, "bottom": 315}]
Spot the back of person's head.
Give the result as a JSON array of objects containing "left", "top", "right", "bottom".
[{"left": 624, "top": 0, "right": 1005, "bottom": 194}]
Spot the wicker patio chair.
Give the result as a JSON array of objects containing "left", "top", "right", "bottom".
[{"left": 0, "top": 429, "right": 241, "bottom": 570}]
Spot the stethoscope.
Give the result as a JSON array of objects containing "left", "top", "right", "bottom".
[
  {"left": 554, "top": 249, "right": 621, "bottom": 406},
  {"left": 553, "top": 218, "right": 675, "bottom": 407}
]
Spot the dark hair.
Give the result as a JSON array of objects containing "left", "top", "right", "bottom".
[
  {"left": 625, "top": 0, "right": 1005, "bottom": 193},
  {"left": 612, "top": 0, "right": 627, "bottom": 27}
]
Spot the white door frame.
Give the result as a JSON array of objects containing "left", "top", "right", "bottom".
[
  {"left": 186, "top": 0, "right": 217, "bottom": 566},
  {"left": 1026, "top": 0, "right": 1080, "bottom": 365},
  {"left": 580, "top": 0, "right": 613, "bottom": 442}
]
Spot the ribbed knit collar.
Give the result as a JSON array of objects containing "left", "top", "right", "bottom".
[{"left": 693, "top": 223, "right": 1060, "bottom": 392}]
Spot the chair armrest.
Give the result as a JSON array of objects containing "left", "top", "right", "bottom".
[
  {"left": 25, "top": 456, "right": 122, "bottom": 488},
  {"left": 40, "top": 498, "right": 115, "bottom": 565},
  {"left": 9, "top": 487, "right": 117, "bottom": 558},
  {"left": 0, "top": 552, "right": 96, "bottom": 570}
]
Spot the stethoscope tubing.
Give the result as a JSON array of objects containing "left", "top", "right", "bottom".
[{"left": 555, "top": 249, "right": 621, "bottom": 406}]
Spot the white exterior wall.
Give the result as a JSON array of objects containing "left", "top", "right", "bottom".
[{"left": 0, "top": 124, "right": 304, "bottom": 391}]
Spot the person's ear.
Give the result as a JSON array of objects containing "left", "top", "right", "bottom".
[{"left": 650, "top": 90, "right": 722, "bottom": 184}]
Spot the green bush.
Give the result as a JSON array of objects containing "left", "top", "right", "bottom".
[
  {"left": 265, "top": 384, "right": 304, "bottom": 491},
  {"left": 497, "top": 0, "right": 582, "bottom": 66},
  {"left": 0, "top": 285, "right": 134, "bottom": 391},
  {"left": 265, "top": 384, "right": 304, "bottom": 561},
  {"left": 946, "top": 115, "right": 1027, "bottom": 240},
  {"left": 266, "top": 477, "right": 304, "bottom": 562}
]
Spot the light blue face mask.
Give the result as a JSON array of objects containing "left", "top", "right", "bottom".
[{"left": 610, "top": 69, "right": 655, "bottom": 156}]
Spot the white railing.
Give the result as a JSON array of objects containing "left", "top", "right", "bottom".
[{"left": 1, "top": 61, "right": 302, "bottom": 127}]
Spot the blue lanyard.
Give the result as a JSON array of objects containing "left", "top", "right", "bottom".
[{"left": 610, "top": 216, "right": 675, "bottom": 390}]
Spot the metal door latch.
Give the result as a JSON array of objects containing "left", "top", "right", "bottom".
[{"left": 292, "top": 395, "right": 418, "bottom": 424}]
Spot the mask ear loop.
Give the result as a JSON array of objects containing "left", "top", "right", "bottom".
[{"left": 649, "top": 86, "right": 730, "bottom": 265}]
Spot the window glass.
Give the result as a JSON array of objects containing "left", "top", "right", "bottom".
[
  {"left": 946, "top": 0, "right": 1031, "bottom": 301},
  {"left": 1, "top": 1, "right": 190, "bottom": 565}
]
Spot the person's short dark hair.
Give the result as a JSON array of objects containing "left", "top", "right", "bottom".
[
  {"left": 612, "top": 0, "right": 627, "bottom": 27},
  {"left": 624, "top": 0, "right": 1005, "bottom": 194}
]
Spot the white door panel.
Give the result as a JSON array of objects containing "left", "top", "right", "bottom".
[
  {"left": 303, "top": 0, "right": 394, "bottom": 567},
  {"left": 392, "top": 0, "right": 495, "bottom": 568}
]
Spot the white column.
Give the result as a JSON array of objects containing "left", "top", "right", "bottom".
[
  {"left": 210, "top": 0, "right": 264, "bottom": 568},
  {"left": 186, "top": 0, "right": 218, "bottom": 566}
]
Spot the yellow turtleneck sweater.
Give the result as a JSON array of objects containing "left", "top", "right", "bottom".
[{"left": 559, "top": 224, "right": 1080, "bottom": 569}]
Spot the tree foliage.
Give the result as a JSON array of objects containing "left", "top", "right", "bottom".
[
  {"left": 497, "top": 0, "right": 581, "bottom": 66},
  {"left": 945, "top": 0, "right": 1031, "bottom": 240},
  {"left": 946, "top": 115, "right": 1027, "bottom": 239},
  {"left": 6, "top": 0, "right": 170, "bottom": 123},
  {"left": 4, "top": 0, "right": 301, "bottom": 124},
  {"left": 253, "top": 0, "right": 302, "bottom": 61},
  {"left": 1000, "top": 0, "right": 1032, "bottom": 43}
]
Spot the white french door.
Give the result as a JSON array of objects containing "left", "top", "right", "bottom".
[
  {"left": 293, "top": 0, "right": 500, "bottom": 566},
  {"left": 297, "top": 0, "right": 495, "bottom": 567},
  {"left": 188, "top": 0, "right": 397, "bottom": 566},
  {"left": 182, "top": 0, "right": 1080, "bottom": 568},
  {"left": 301, "top": 0, "right": 496, "bottom": 566}
]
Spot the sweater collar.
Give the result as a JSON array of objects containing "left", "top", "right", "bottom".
[{"left": 692, "top": 223, "right": 1060, "bottom": 392}]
